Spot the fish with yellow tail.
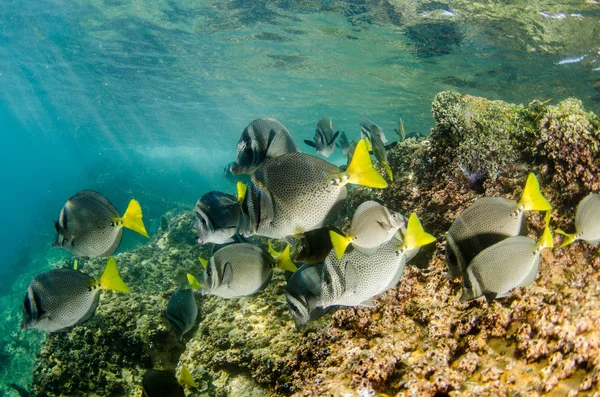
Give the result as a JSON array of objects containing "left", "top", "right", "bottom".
[
  {"left": 461, "top": 226, "right": 553, "bottom": 302},
  {"left": 319, "top": 213, "right": 435, "bottom": 309},
  {"left": 330, "top": 201, "right": 406, "bottom": 258},
  {"left": 304, "top": 117, "right": 340, "bottom": 158},
  {"left": 199, "top": 242, "right": 296, "bottom": 299},
  {"left": 53, "top": 190, "right": 149, "bottom": 258},
  {"left": 238, "top": 139, "right": 387, "bottom": 239},
  {"left": 193, "top": 183, "right": 246, "bottom": 245},
  {"left": 556, "top": 193, "right": 600, "bottom": 248},
  {"left": 21, "top": 257, "right": 129, "bottom": 332},
  {"left": 446, "top": 173, "right": 552, "bottom": 279}
]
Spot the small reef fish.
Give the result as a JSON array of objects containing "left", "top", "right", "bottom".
[
  {"left": 335, "top": 130, "right": 350, "bottom": 156},
  {"left": 285, "top": 263, "right": 336, "bottom": 327},
  {"left": 346, "top": 140, "right": 357, "bottom": 164},
  {"left": 461, "top": 226, "right": 553, "bottom": 302},
  {"left": 366, "top": 135, "right": 394, "bottom": 180},
  {"left": 304, "top": 117, "right": 339, "bottom": 158},
  {"left": 166, "top": 288, "right": 198, "bottom": 341},
  {"left": 319, "top": 213, "right": 435, "bottom": 308},
  {"left": 446, "top": 173, "right": 551, "bottom": 279},
  {"left": 53, "top": 190, "right": 149, "bottom": 258},
  {"left": 230, "top": 117, "right": 299, "bottom": 175},
  {"left": 194, "top": 184, "right": 245, "bottom": 244},
  {"left": 360, "top": 118, "right": 389, "bottom": 144},
  {"left": 21, "top": 257, "right": 129, "bottom": 332},
  {"left": 330, "top": 201, "right": 406, "bottom": 258},
  {"left": 556, "top": 193, "right": 600, "bottom": 247},
  {"left": 238, "top": 139, "right": 387, "bottom": 239},
  {"left": 394, "top": 118, "right": 405, "bottom": 141},
  {"left": 199, "top": 243, "right": 296, "bottom": 299},
  {"left": 291, "top": 225, "right": 342, "bottom": 265},
  {"left": 142, "top": 370, "right": 184, "bottom": 397}
]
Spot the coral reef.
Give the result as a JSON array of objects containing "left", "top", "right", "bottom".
[{"left": 28, "top": 92, "right": 600, "bottom": 397}]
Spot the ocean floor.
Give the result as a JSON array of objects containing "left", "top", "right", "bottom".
[{"left": 10, "top": 91, "right": 600, "bottom": 396}]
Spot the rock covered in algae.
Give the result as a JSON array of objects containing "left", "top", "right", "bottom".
[{"left": 30, "top": 92, "right": 600, "bottom": 397}]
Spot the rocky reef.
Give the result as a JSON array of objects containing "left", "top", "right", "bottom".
[{"left": 28, "top": 92, "right": 599, "bottom": 396}]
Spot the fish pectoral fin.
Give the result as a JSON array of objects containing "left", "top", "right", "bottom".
[
  {"left": 303, "top": 139, "right": 317, "bottom": 148},
  {"left": 119, "top": 199, "right": 149, "bottom": 238},
  {"left": 222, "top": 262, "right": 233, "bottom": 286},
  {"left": 359, "top": 298, "right": 376, "bottom": 308},
  {"left": 328, "top": 131, "right": 340, "bottom": 145},
  {"left": 98, "top": 257, "right": 130, "bottom": 292}
]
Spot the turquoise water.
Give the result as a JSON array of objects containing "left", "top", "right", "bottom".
[{"left": 0, "top": 0, "right": 599, "bottom": 393}]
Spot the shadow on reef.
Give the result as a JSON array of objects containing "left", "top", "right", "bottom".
[{"left": 28, "top": 92, "right": 600, "bottom": 397}]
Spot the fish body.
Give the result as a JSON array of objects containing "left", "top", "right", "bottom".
[
  {"left": 194, "top": 191, "right": 240, "bottom": 244},
  {"left": 231, "top": 117, "right": 299, "bottom": 175},
  {"left": 304, "top": 117, "right": 339, "bottom": 158},
  {"left": 360, "top": 119, "right": 393, "bottom": 180},
  {"left": 292, "top": 225, "right": 342, "bottom": 265},
  {"left": 53, "top": 190, "right": 148, "bottom": 258},
  {"left": 335, "top": 131, "right": 350, "bottom": 156},
  {"left": 203, "top": 243, "right": 274, "bottom": 299},
  {"left": 142, "top": 370, "right": 185, "bottom": 397},
  {"left": 285, "top": 263, "right": 335, "bottom": 326},
  {"left": 330, "top": 201, "right": 406, "bottom": 258},
  {"left": 360, "top": 118, "right": 388, "bottom": 144},
  {"left": 239, "top": 140, "right": 387, "bottom": 239},
  {"left": 461, "top": 227, "right": 553, "bottom": 302},
  {"left": 21, "top": 257, "right": 128, "bottom": 332},
  {"left": 557, "top": 193, "right": 600, "bottom": 247},
  {"left": 166, "top": 288, "right": 198, "bottom": 341},
  {"left": 394, "top": 119, "right": 405, "bottom": 141}
]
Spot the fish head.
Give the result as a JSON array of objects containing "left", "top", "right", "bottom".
[
  {"left": 234, "top": 130, "right": 263, "bottom": 175},
  {"left": 193, "top": 207, "right": 215, "bottom": 245},
  {"left": 460, "top": 271, "right": 482, "bottom": 302},
  {"left": 317, "top": 144, "right": 335, "bottom": 158},
  {"left": 285, "top": 292, "right": 311, "bottom": 327},
  {"left": 21, "top": 284, "right": 44, "bottom": 329}
]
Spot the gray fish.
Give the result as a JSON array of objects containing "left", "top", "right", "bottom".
[
  {"left": 557, "top": 193, "right": 600, "bottom": 247},
  {"left": 166, "top": 288, "right": 198, "bottom": 341},
  {"left": 142, "top": 370, "right": 185, "bottom": 397},
  {"left": 394, "top": 119, "right": 405, "bottom": 141},
  {"left": 201, "top": 243, "right": 275, "bottom": 299},
  {"left": 304, "top": 117, "right": 339, "bottom": 158},
  {"left": 461, "top": 227, "right": 553, "bottom": 302},
  {"left": 446, "top": 174, "right": 551, "bottom": 279},
  {"left": 223, "top": 161, "right": 251, "bottom": 185},
  {"left": 21, "top": 257, "right": 129, "bottom": 332},
  {"left": 360, "top": 120, "right": 393, "bottom": 180},
  {"left": 194, "top": 191, "right": 241, "bottom": 245},
  {"left": 238, "top": 140, "right": 387, "bottom": 239},
  {"left": 335, "top": 131, "right": 350, "bottom": 156},
  {"left": 291, "top": 225, "right": 342, "bottom": 265},
  {"left": 285, "top": 264, "right": 336, "bottom": 326},
  {"left": 346, "top": 141, "right": 357, "bottom": 164},
  {"left": 330, "top": 201, "right": 406, "bottom": 258},
  {"left": 360, "top": 118, "right": 389, "bottom": 144},
  {"left": 230, "top": 117, "right": 299, "bottom": 175},
  {"left": 53, "top": 190, "right": 148, "bottom": 258}
]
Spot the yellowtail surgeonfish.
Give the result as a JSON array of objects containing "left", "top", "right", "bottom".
[
  {"left": 166, "top": 288, "right": 198, "bottom": 341},
  {"left": 238, "top": 139, "right": 387, "bottom": 239},
  {"left": 53, "top": 190, "right": 149, "bottom": 258},
  {"left": 199, "top": 243, "right": 296, "bottom": 299},
  {"left": 556, "top": 193, "right": 600, "bottom": 247},
  {"left": 230, "top": 117, "right": 299, "bottom": 175},
  {"left": 21, "top": 257, "right": 129, "bottom": 332},
  {"left": 193, "top": 184, "right": 246, "bottom": 244},
  {"left": 290, "top": 225, "right": 342, "bottom": 265},
  {"left": 446, "top": 173, "right": 551, "bottom": 279},
  {"left": 318, "top": 213, "right": 435, "bottom": 309},
  {"left": 335, "top": 130, "right": 350, "bottom": 156},
  {"left": 304, "top": 117, "right": 339, "bottom": 158},
  {"left": 330, "top": 200, "right": 407, "bottom": 259},
  {"left": 461, "top": 226, "right": 553, "bottom": 302}
]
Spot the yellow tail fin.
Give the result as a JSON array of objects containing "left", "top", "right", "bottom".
[
  {"left": 237, "top": 182, "right": 247, "bottom": 202},
  {"left": 98, "top": 257, "right": 129, "bottom": 292},
  {"left": 342, "top": 139, "right": 388, "bottom": 188},
  {"left": 178, "top": 365, "right": 198, "bottom": 388},
  {"left": 198, "top": 257, "right": 208, "bottom": 269},
  {"left": 382, "top": 161, "right": 394, "bottom": 181},
  {"left": 555, "top": 229, "right": 576, "bottom": 248},
  {"left": 518, "top": 174, "right": 552, "bottom": 212},
  {"left": 187, "top": 273, "right": 201, "bottom": 290},
  {"left": 402, "top": 213, "right": 436, "bottom": 251},
  {"left": 539, "top": 226, "right": 554, "bottom": 249},
  {"left": 119, "top": 199, "right": 149, "bottom": 238},
  {"left": 273, "top": 245, "right": 297, "bottom": 272},
  {"left": 73, "top": 259, "right": 79, "bottom": 271},
  {"left": 329, "top": 231, "right": 352, "bottom": 259},
  {"left": 267, "top": 240, "right": 280, "bottom": 257}
]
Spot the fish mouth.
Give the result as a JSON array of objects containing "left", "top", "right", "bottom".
[
  {"left": 230, "top": 162, "right": 242, "bottom": 175},
  {"left": 197, "top": 237, "right": 205, "bottom": 244}
]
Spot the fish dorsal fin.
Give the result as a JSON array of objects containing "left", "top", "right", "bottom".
[
  {"left": 274, "top": 245, "right": 298, "bottom": 272},
  {"left": 118, "top": 199, "right": 149, "bottom": 238},
  {"left": 98, "top": 257, "right": 130, "bottom": 292},
  {"left": 198, "top": 257, "right": 208, "bottom": 269},
  {"left": 178, "top": 365, "right": 199, "bottom": 388},
  {"left": 187, "top": 273, "right": 201, "bottom": 290},
  {"left": 304, "top": 139, "right": 317, "bottom": 148},
  {"left": 222, "top": 262, "right": 233, "bottom": 286},
  {"left": 402, "top": 213, "right": 436, "bottom": 252},
  {"left": 329, "top": 231, "right": 352, "bottom": 259},
  {"left": 538, "top": 226, "right": 554, "bottom": 250},
  {"left": 382, "top": 161, "right": 394, "bottom": 181},
  {"left": 555, "top": 229, "right": 576, "bottom": 248},
  {"left": 341, "top": 139, "right": 387, "bottom": 188},
  {"left": 518, "top": 174, "right": 552, "bottom": 212},
  {"left": 237, "top": 182, "right": 247, "bottom": 202}
]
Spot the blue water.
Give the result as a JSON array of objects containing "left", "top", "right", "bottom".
[{"left": 1, "top": 0, "right": 599, "bottom": 392}]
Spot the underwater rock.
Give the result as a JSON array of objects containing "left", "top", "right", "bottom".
[{"left": 30, "top": 92, "right": 600, "bottom": 396}]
